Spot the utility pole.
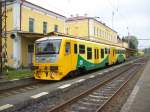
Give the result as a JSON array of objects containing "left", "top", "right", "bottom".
[
  {"left": 112, "top": 11, "right": 114, "bottom": 29},
  {"left": 0, "top": 1, "right": 2, "bottom": 74},
  {"left": 0, "top": 0, "right": 7, "bottom": 76}
]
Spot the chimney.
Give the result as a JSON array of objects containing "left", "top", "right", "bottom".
[
  {"left": 70, "top": 14, "right": 73, "bottom": 17},
  {"left": 84, "top": 13, "right": 87, "bottom": 17},
  {"left": 76, "top": 14, "right": 79, "bottom": 17}
]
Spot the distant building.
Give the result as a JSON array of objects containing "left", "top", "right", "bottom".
[
  {"left": 117, "top": 36, "right": 128, "bottom": 48},
  {"left": 4, "top": 0, "right": 66, "bottom": 68},
  {"left": 66, "top": 16, "right": 118, "bottom": 45}
]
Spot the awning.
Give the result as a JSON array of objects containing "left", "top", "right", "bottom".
[{"left": 17, "top": 31, "right": 46, "bottom": 39}]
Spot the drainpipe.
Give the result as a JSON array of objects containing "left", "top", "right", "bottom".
[{"left": 20, "top": 0, "right": 25, "bottom": 31}]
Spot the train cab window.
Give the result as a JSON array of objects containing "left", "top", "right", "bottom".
[
  {"left": 105, "top": 48, "right": 107, "bottom": 54},
  {"left": 101, "top": 49, "right": 104, "bottom": 58},
  {"left": 74, "top": 44, "right": 78, "bottom": 54},
  {"left": 79, "top": 44, "right": 85, "bottom": 54},
  {"left": 65, "top": 42, "right": 70, "bottom": 54},
  {"left": 87, "top": 47, "right": 92, "bottom": 59}
]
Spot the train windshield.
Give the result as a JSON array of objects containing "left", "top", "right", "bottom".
[{"left": 35, "top": 39, "right": 61, "bottom": 55}]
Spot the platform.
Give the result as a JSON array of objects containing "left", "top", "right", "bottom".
[{"left": 121, "top": 58, "right": 150, "bottom": 112}]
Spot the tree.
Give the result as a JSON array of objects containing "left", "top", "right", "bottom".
[
  {"left": 123, "top": 36, "right": 139, "bottom": 49},
  {"left": 144, "top": 48, "right": 150, "bottom": 54}
]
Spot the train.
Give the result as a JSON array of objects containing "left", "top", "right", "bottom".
[{"left": 33, "top": 32, "right": 126, "bottom": 80}]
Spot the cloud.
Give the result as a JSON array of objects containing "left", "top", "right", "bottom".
[{"left": 26, "top": 0, "right": 150, "bottom": 48}]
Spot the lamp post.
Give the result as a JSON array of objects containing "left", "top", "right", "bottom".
[{"left": 127, "top": 27, "right": 130, "bottom": 48}]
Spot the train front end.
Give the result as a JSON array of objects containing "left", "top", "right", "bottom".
[{"left": 33, "top": 37, "right": 63, "bottom": 80}]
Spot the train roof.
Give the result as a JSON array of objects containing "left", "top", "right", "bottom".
[{"left": 35, "top": 32, "right": 125, "bottom": 49}]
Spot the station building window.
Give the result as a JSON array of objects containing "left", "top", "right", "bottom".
[
  {"left": 43, "top": 21, "right": 47, "bottom": 34},
  {"left": 94, "top": 26, "right": 96, "bottom": 36},
  {"left": 87, "top": 47, "right": 92, "bottom": 59},
  {"left": 54, "top": 25, "right": 58, "bottom": 32},
  {"left": 29, "top": 18, "right": 34, "bottom": 32},
  {"left": 79, "top": 44, "right": 85, "bottom": 54}
]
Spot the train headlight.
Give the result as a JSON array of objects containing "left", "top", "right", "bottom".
[{"left": 50, "top": 66, "right": 58, "bottom": 71}]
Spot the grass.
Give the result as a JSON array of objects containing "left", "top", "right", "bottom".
[{"left": 4, "top": 69, "right": 33, "bottom": 80}]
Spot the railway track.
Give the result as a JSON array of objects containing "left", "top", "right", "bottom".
[
  {"left": 48, "top": 58, "right": 146, "bottom": 112},
  {"left": 0, "top": 61, "right": 132, "bottom": 99}
]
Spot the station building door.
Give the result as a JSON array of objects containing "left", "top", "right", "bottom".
[{"left": 28, "top": 43, "right": 34, "bottom": 67}]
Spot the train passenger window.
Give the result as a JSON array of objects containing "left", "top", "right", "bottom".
[
  {"left": 108, "top": 49, "right": 110, "bottom": 54},
  {"left": 87, "top": 47, "right": 92, "bottom": 59},
  {"left": 65, "top": 42, "right": 70, "bottom": 54},
  {"left": 113, "top": 50, "right": 115, "bottom": 56},
  {"left": 79, "top": 44, "right": 85, "bottom": 54},
  {"left": 97, "top": 49, "right": 99, "bottom": 59},
  {"left": 105, "top": 48, "right": 107, "bottom": 54},
  {"left": 94, "top": 49, "right": 96, "bottom": 59},
  {"left": 101, "top": 49, "right": 104, "bottom": 58},
  {"left": 74, "top": 44, "right": 78, "bottom": 54}
]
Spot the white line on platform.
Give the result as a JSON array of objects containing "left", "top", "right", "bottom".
[
  {"left": 10, "top": 79, "right": 19, "bottom": 81},
  {"left": 76, "top": 79, "right": 85, "bottom": 83},
  {"left": 110, "top": 68, "right": 114, "bottom": 71},
  {"left": 120, "top": 86, "right": 140, "bottom": 112},
  {"left": 89, "top": 75, "right": 95, "bottom": 78},
  {"left": 0, "top": 104, "right": 13, "bottom": 111},
  {"left": 98, "top": 72, "right": 102, "bottom": 75},
  {"left": 31, "top": 92, "right": 48, "bottom": 99},
  {"left": 58, "top": 84, "right": 71, "bottom": 89},
  {"left": 103, "top": 70, "right": 108, "bottom": 73}
]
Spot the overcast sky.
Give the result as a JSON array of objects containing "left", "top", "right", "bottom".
[{"left": 26, "top": 0, "right": 150, "bottom": 49}]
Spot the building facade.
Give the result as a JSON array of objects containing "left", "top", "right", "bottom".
[
  {"left": 5, "top": 0, "right": 66, "bottom": 68},
  {"left": 66, "top": 16, "right": 118, "bottom": 45}
]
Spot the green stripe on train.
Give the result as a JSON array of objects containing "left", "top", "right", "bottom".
[{"left": 77, "top": 55, "right": 108, "bottom": 70}]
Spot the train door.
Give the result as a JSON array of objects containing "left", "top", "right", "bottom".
[
  {"left": 71, "top": 40, "right": 78, "bottom": 71},
  {"left": 65, "top": 40, "right": 72, "bottom": 69},
  {"left": 113, "top": 48, "right": 116, "bottom": 63},
  {"left": 109, "top": 47, "right": 113, "bottom": 65},
  {"left": 111, "top": 48, "right": 116, "bottom": 64},
  {"left": 94, "top": 48, "right": 99, "bottom": 64}
]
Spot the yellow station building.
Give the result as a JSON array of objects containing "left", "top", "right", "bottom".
[
  {"left": 66, "top": 16, "right": 118, "bottom": 45},
  {"left": 4, "top": 1, "right": 126, "bottom": 69},
  {"left": 5, "top": 0, "right": 66, "bottom": 68}
]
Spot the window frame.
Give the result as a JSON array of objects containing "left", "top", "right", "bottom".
[
  {"left": 101, "top": 48, "right": 104, "bottom": 58},
  {"left": 43, "top": 21, "right": 47, "bottom": 34},
  {"left": 29, "top": 18, "right": 34, "bottom": 32},
  {"left": 87, "top": 47, "right": 92, "bottom": 60},
  {"left": 65, "top": 42, "right": 71, "bottom": 54},
  {"left": 54, "top": 25, "right": 58, "bottom": 32},
  {"left": 79, "top": 44, "right": 85, "bottom": 54},
  {"left": 74, "top": 44, "right": 78, "bottom": 54}
]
